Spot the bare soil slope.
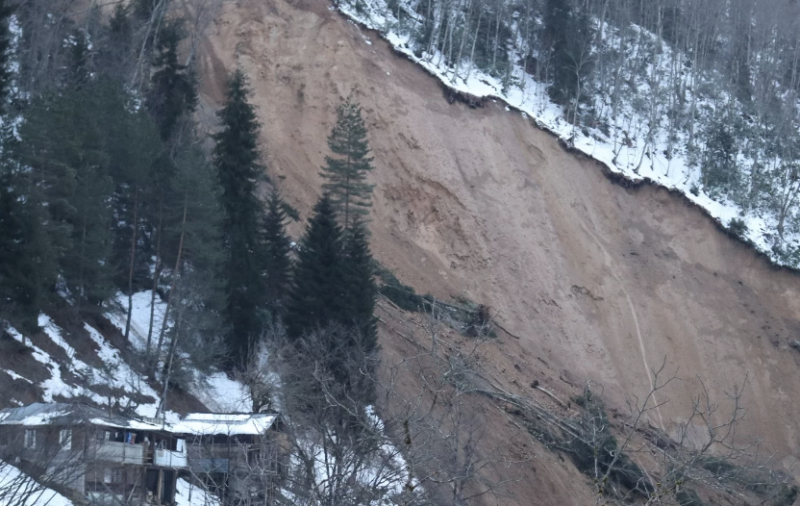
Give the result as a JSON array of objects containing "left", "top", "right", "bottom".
[{"left": 196, "top": 0, "right": 800, "bottom": 495}]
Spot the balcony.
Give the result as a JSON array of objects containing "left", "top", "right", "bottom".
[
  {"left": 94, "top": 442, "right": 144, "bottom": 465},
  {"left": 154, "top": 448, "right": 187, "bottom": 468}
]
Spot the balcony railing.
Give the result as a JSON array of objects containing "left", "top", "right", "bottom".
[
  {"left": 94, "top": 441, "right": 144, "bottom": 465},
  {"left": 154, "top": 448, "right": 187, "bottom": 468}
]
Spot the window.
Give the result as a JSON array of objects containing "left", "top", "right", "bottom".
[
  {"left": 23, "top": 430, "right": 35, "bottom": 449},
  {"left": 59, "top": 430, "right": 72, "bottom": 450},
  {"left": 104, "top": 468, "right": 124, "bottom": 484}
]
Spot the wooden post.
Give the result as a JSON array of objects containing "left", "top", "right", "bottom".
[{"left": 156, "top": 469, "right": 164, "bottom": 505}]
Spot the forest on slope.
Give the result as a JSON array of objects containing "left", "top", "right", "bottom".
[
  {"left": 0, "top": 0, "right": 380, "bottom": 375},
  {"left": 336, "top": 0, "right": 800, "bottom": 266}
]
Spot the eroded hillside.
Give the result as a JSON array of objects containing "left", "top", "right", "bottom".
[{"left": 195, "top": 0, "right": 800, "bottom": 499}]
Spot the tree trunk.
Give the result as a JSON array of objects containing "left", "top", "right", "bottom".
[
  {"left": 124, "top": 187, "right": 139, "bottom": 342},
  {"left": 155, "top": 193, "right": 188, "bottom": 374},
  {"left": 155, "top": 268, "right": 184, "bottom": 419},
  {"left": 146, "top": 199, "right": 164, "bottom": 356},
  {"left": 77, "top": 213, "right": 87, "bottom": 302}
]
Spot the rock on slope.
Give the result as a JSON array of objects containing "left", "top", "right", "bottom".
[{"left": 196, "top": 0, "right": 800, "bottom": 497}]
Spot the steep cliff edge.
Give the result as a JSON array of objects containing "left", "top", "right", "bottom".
[{"left": 195, "top": 0, "right": 800, "bottom": 497}]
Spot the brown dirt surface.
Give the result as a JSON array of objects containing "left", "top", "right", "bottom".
[{"left": 195, "top": 0, "right": 800, "bottom": 500}]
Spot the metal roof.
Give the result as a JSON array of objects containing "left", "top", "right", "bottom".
[
  {"left": 0, "top": 403, "right": 281, "bottom": 436},
  {"left": 171, "top": 413, "right": 279, "bottom": 436},
  {"left": 0, "top": 402, "right": 164, "bottom": 431}
]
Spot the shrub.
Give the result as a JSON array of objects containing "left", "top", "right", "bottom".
[
  {"left": 375, "top": 266, "right": 433, "bottom": 312},
  {"left": 729, "top": 217, "right": 748, "bottom": 237}
]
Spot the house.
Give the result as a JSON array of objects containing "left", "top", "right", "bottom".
[
  {"left": 172, "top": 413, "right": 284, "bottom": 505},
  {"left": 0, "top": 402, "right": 188, "bottom": 505}
]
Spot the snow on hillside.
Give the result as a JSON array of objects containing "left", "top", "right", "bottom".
[
  {"left": 108, "top": 290, "right": 251, "bottom": 414},
  {"left": 334, "top": 0, "right": 797, "bottom": 265},
  {"left": 0, "top": 462, "right": 73, "bottom": 506},
  {"left": 4, "top": 316, "right": 172, "bottom": 420},
  {"left": 175, "top": 478, "right": 220, "bottom": 506},
  {"left": 106, "top": 291, "right": 168, "bottom": 353}
]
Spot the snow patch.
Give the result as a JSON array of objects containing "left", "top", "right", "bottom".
[
  {"left": 0, "top": 462, "right": 74, "bottom": 506},
  {"left": 107, "top": 291, "right": 168, "bottom": 352},
  {"left": 175, "top": 479, "right": 220, "bottom": 506},
  {"left": 190, "top": 372, "right": 251, "bottom": 413}
]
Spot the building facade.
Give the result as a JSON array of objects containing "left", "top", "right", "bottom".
[{"left": 0, "top": 403, "right": 284, "bottom": 506}]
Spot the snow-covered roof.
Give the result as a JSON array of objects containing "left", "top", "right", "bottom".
[
  {"left": 0, "top": 402, "right": 164, "bottom": 431},
  {"left": 171, "top": 413, "right": 278, "bottom": 436}
]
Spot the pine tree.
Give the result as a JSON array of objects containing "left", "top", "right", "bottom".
[
  {"left": 99, "top": 4, "right": 133, "bottom": 77},
  {"left": 0, "top": 0, "right": 14, "bottom": 115},
  {"left": 213, "top": 70, "right": 268, "bottom": 363},
  {"left": 284, "top": 194, "right": 345, "bottom": 341},
  {"left": 263, "top": 190, "right": 292, "bottom": 322},
  {"left": 341, "top": 218, "right": 378, "bottom": 351},
  {"left": 147, "top": 20, "right": 197, "bottom": 141},
  {"left": 0, "top": 173, "right": 46, "bottom": 330},
  {"left": 153, "top": 144, "right": 227, "bottom": 372},
  {"left": 320, "top": 97, "right": 375, "bottom": 231},
  {"left": 543, "top": 0, "right": 574, "bottom": 106},
  {"left": 67, "top": 29, "right": 90, "bottom": 87},
  {"left": 65, "top": 163, "right": 115, "bottom": 308}
]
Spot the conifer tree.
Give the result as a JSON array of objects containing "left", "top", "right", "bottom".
[
  {"left": 0, "top": 0, "right": 14, "bottom": 115},
  {"left": 0, "top": 174, "right": 46, "bottom": 330},
  {"left": 147, "top": 20, "right": 197, "bottom": 141},
  {"left": 152, "top": 144, "right": 227, "bottom": 370},
  {"left": 320, "top": 97, "right": 375, "bottom": 231},
  {"left": 263, "top": 190, "right": 292, "bottom": 321},
  {"left": 66, "top": 163, "right": 115, "bottom": 307},
  {"left": 284, "top": 194, "right": 345, "bottom": 340},
  {"left": 67, "top": 29, "right": 90, "bottom": 87},
  {"left": 213, "top": 70, "right": 268, "bottom": 363},
  {"left": 341, "top": 218, "right": 378, "bottom": 351},
  {"left": 543, "top": 0, "right": 574, "bottom": 106}
]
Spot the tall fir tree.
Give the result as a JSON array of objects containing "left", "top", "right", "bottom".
[
  {"left": 263, "top": 190, "right": 292, "bottom": 322},
  {"left": 284, "top": 194, "right": 345, "bottom": 341},
  {"left": 213, "top": 69, "right": 268, "bottom": 364},
  {"left": 341, "top": 218, "right": 378, "bottom": 351},
  {"left": 543, "top": 0, "right": 573, "bottom": 105},
  {"left": 0, "top": 0, "right": 13, "bottom": 115},
  {"left": 0, "top": 173, "right": 49, "bottom": 331},
  {"left": 67, "top": 29, "right": 90, "bottom": 87},
  {"left": 543, "top": 0, "right": 593, "bottom": 108},
  {"left": 147, "top": 20, "right": 197, "bottom": 141},
  {"left": 153, "top": 144, "right": 228, "bottom": 374},
  {"left": 320, "top": 96, "right": 375, "bottom": 231}
]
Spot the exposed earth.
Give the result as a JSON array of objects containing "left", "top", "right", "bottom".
[{"left": 193, "top": 0, "right": 800, "bottom": 501}]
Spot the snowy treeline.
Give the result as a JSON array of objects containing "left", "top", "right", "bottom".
[{"left": 339, "top": 0, "right": 800, "bottom": 265}]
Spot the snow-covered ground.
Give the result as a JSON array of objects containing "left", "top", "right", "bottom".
[
  {"left": 334, "top": 0, "right": 799, "bottom": 265},
  {"left": 191, "top": 371, "right": 252, "bottom": 413},
  {"left": 109, "top": 290, "right": 252, "bottom": 414},
  {"left": 0, "top": 462, "right": 73, "bottom": 506},
  {"left": 106, "top": 291, "right": 168, "bottom": 354},
  {"left": 175, "top": 479, "right": 220, "bottom": 506},
  {"left": 3, "top": 314, "right": 172, "bottom": 421}
]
